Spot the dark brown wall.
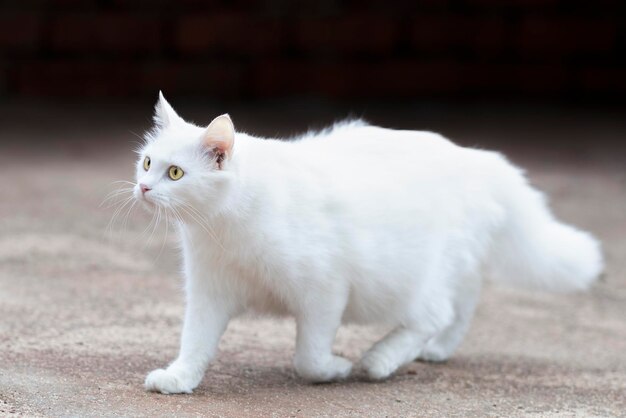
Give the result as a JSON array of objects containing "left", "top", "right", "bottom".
[{"left": 1, "top": 0, "right": 625, "bottom": 100}]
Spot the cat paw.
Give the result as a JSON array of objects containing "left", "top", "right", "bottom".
[
  {"left": 417, "top": 341, "right": 453, "bottom": 363},
  {"left": 144, "top": 368, "right": 195, "bottom": 394},
  {"left": 417, "top": 348, "right": 450, "bottom": 363},
  {"left": 360, "top": 351, "right": 397, "bottom": 380},
  {"left": 294, "top": 355, "right": 353, "bottom": 382}
]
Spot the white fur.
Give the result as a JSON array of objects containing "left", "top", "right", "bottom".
[{"left": 138, "top": 95, "right": 603, "bottom": 394}]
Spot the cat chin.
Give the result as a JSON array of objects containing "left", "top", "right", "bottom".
[{"left": 137, "top": 197, "right": 157, "bottom": 211}]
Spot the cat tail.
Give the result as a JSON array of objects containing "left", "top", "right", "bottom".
[{"left": 485, "top": 161, "right": 604, "bottom": 293}]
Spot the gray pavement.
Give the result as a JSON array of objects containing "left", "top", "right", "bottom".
[{"left": 0, "top": 101, "right": 624, "bottom": 417}]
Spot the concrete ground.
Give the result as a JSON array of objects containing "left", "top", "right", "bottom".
[{"left": 0, "top": 101, "right": 624, "bottom": 417}]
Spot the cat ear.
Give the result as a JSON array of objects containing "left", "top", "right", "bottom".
[
  {"left": 154, "top": 91, "right": 184, "bottom": 128},
  {"left": 202, "top": 114, "right": 235, "bottom": 165}
]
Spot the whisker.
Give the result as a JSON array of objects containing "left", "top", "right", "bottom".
[
  {"left": 102, "top": 186, "right": 133, "bottom": 198},
  {"left": 100, "top": 180, "right": 136, "bottom": 206},
  {"left": 121, "top": 199, "right": 138, "bottom": 234},
  {"left": 106, "top": 196, "right": 134, "bottom": 238},
  {"left": 129, "top": 130, "right": 146, "bottom": 142},
  {"left": 105, "top": 186, "right": 228, "bottom": 257},
  {"left": 146, "top": 206, "right": 161, "bottom": 249},
  {"left": 181, "top": 203, "right": 222, "bottom": 241},
  {"left": 111, "top": 180, "right": 137, "bottom": 186},
  {"left": 135, "top": 206, "right": 159, "bottom": 244},
  {"left": 175, "top": 203, "right": 225, "bottom": 251},
  {"left": 155, "top": 208, "right": 169, "bottom": 260},
  {"left": 100, "top": 188, "right": 134, "bottom": 208}
]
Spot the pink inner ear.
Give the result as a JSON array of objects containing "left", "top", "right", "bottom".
[
  {"left": 203, "top": 114, "right": 234, "bottom": 158},
  {"left": 204, "top": 136, "right": 231, "bottom": 155}
]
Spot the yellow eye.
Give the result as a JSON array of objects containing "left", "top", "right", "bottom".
[
  {"left": 143, "top": 156, "right": 151, "bottom": 171},
  {"left": 168, "top": 165, "right": 184, "bottom": 180}
]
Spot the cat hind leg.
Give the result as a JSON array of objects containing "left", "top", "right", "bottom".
[
  {"left": 360, "top": 296, "right": 454, "bottom": 380},
  {"left": 418, "top": 276, "right": 481, "bottom": 362}
]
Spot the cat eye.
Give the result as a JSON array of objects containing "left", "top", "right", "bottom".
[
  {"left": 168, "top": 165, "right": 184, "bottom": 180},
  {"left": 143, "top": 156, "right": 151, "bottom": 171}
]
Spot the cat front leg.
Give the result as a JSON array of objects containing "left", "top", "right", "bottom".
[
  {"left": 145, "top": 283, "right": 233, "bottom": 394},
  {"left": 292, "top": 293, "right": 352, "bottom": 382}
]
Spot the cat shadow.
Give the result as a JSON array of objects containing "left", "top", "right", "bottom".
[
  {"left": 193, "top": 358, "right": 451, "bottom": 398},
  {"left": 192, "top": 354, "right": 606, "bottom": 399}
]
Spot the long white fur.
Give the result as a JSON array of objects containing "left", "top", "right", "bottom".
[{"left": 137, "top": 94, "right": 603, "bottom": 394}]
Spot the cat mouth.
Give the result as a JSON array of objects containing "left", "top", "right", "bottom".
[
  {"left": 134, "top": 189, "right": 155, "bottom": 205},
  {"left": 136, "top": 191, "right": 170, "bottom": 209},
  {"left": 140, "top": 195, "right": 157, "bottom": 206}
]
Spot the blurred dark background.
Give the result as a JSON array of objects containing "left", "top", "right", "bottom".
[{"left": 1, "top": 0, "right": 625, "bottom": 102}]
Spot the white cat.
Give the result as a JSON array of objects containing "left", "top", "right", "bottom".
[{"left": 137, "top": 93, "right": 603, "bottom": 394}]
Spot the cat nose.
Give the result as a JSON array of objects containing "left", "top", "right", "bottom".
[{"left": 140, "top": 184, "right": 151, "bottom": 194}]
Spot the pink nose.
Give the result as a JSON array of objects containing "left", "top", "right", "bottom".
[{"left": 140, "top": 184, "right": 151, "bottom": 194}]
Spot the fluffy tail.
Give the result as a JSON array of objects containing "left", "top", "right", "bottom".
[{"left": 486, "top": 164, "right": 604, "bottom": 292}]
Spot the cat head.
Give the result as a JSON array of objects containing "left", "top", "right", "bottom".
[{"left": 134, "top": 92, "right": 237, "bottom": 218}]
